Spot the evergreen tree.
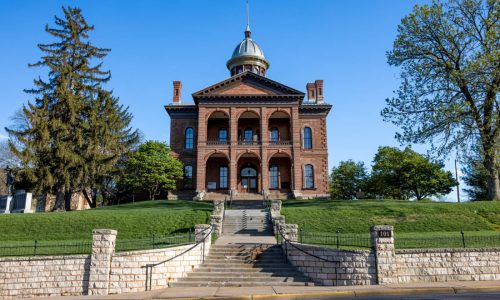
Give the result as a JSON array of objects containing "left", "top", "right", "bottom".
[
  {"left": 461, "top": 145, "right": 499, "bottom": 200},
  {"left": 6, "top": 7, "right": 138, "bottom": 210}
]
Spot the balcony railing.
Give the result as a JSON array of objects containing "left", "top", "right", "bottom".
[
  {"left": 269, "top": 140, "right": 292, "bottom": 146},
  {"left": 206, "top": 139, "right": 229, "bottom": 146},
  {"left": 238, "top": 140, "right": 262, "bottom": 145}
]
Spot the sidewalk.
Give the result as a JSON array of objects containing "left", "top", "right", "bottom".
[{"left": 41, "top": 280, "right": 500, "bottom": 300}]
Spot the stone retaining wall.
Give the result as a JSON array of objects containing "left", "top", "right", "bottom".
[
  {"left": 285, "top": 243, "right": 376, "bottom": 286},
  {"left": 109, "top": 243, "right": 209, "bottom": 294},
  {"left": 0, "top": 255, "right": 90, "bottom": 298},
  {"left": 396, "top": 248, "right": 500, "bottom": 283},
  {"left": 0, "top": 225, "right": 212, "bottom": 298}
]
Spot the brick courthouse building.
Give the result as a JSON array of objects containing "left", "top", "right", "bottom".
[{"left": 165, "top": 25, "right": 331, "bottom": 200}]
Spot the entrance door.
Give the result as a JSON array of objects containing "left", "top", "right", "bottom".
[{"left": 241, "top": 166, "right": 258, "bottom": 193}]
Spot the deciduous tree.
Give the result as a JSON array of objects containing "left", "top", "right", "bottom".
[
  {"left": 122, "top": 141, "right": 183, "bottom": 200},
  {"left": 382, "top": 0, "right": 500, "bottom": 200},
  {"left": 330, "top": 160, "right": 368, "bottom": 200},
  {"left": 370, "top": 147, "right": 457, "bottom": 200}
]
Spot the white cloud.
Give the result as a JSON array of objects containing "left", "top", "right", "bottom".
[{"left": 0, "top": 133, "right": 7, "bottom": 140}]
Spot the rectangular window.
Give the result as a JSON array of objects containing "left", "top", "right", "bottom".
[
  {"left": 219, "top": 166, "right": 228, "bottom": 189},
  {"left": 270, "top": 165, "right": 279, "bottom": 189}
]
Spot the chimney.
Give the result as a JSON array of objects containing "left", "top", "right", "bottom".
[
  {"left": 315, "top": 80, "right": 324, "bottom": 103},
  {"left": 173, "top": 81, "right": 182, "bottom": 104},
  {"left": 306, "top": 82, "right": 316, "bottom": 103}
]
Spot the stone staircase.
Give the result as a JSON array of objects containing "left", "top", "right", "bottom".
[
  {"left": 223, "top": 209, "right": 272, "bottom": 236},
  {"left": 170, "top": 244, "right": 315, "bottom": 287}
]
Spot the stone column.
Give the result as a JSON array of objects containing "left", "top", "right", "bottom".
[
  {"left": 260, "top": 107, "right": 269, "bottom": 195},
  {"left": 290, "top": 107, "right": 302, "bottom": 198},
  {"left": 213, "top": 200, "right": 224, "bottom": 216},
  {"left": 88, "top": 229, "right": 117, "bottom": 296},
  {"left": 281, "top": 224, "right": 299, "bottom": 242},
  {"left": 370, "top": 225, "right": 397, "bottom": 284},
  {"left": 196, "top": 107, "right": 207, "bottom": 194},
  {"left": 229, "top": 107, "right": 238, "bottom": 196}
]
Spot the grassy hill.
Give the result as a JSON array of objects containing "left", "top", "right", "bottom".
[
  {"left": 281, "top": 199, "right": 500, "bottom": 233},
  {"left": 0, "top": 200, "right": 212, "bottom": 242}
]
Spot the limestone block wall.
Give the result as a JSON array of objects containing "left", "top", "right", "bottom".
[
  {"left": 109, "top": 243, "right": 210, "bottom": 294},
  {"left": 284, "top": 243, "right": 376, "bottom": 286},
  {"left": 0, "top": 255, "right": 90, "bottom": 298},
  {"left": 396, "top": 248, "right": 500, "bottom": 283}
]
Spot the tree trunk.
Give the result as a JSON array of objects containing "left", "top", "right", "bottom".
[
  {"left": 53, "top": 189, "right": 65, "bottom": 211},
  {"left": 64, "top": 191, "right": 72, "bottom": 211},
  {"left": 484, "top": 152, "right": 500, "bottom": 200}
]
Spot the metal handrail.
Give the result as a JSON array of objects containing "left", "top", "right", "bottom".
[
  {"left": 142, "top": 225, "right": 214, "bottom": 290},
  {"left": 278, "top": 225, "right": 339, "bottom": 286}
]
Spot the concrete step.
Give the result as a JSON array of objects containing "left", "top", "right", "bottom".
[
  {"left": 180, "top": 276, "right": 313, "bottom": 282},
  {"left": 195, "top": 266, "right": 299, "bottom": 273},
  {"left": 170, "top": 281, "right": 315, "bottom": 287},
  {"left": 186, "top": 272, "right": 306, "bottom": 278}
]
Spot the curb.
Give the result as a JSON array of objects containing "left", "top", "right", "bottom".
[{"left": 159, "top": 286, "right": 500, "bottom": 300}]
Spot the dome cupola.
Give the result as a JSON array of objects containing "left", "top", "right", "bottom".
[{"left": 227, "top": 26, "right": 269, "bottom": 76}]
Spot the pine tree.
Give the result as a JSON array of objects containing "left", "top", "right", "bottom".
[{"left": 6, "top": 6, "right": 138, "bottom": 210}]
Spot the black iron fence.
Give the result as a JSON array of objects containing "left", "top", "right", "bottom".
[
  {"left": 395, "top": 231, "right": 500, "bottom": 249},
  {"left": 298, "top": 230, "right": 372, "bottom": 250},
  {"left": 115, "top": 231, "right": 194, "bottom": 252},
  {"left": 0, "top": 240, "right": 92, "bottom": 257}
]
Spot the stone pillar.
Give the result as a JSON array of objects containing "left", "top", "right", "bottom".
[
  {"left": 196, "top": 107, "right": 207, "bottom": 194},
  {"left": 88, "top": 229, "right": 117, "bottom": 296},
  {"left": 370, "top": 225, "right": 397, "bottom": 284},
  {"left": 195, "top": 224, "right": 211, "bottom": 243},
  {"left": 273, "top": 215, "right": 285, "bottom": 235},
  {"left": 213, "top": 200, "right": 224, "bottom": 216},
  {"left": 210, "top": 215, "right": 223, "bottom": 236},
  {"left": 282, "top": 224, "right": 298, "bottom": 242},
  {"left": 271, "top": 200, "right": 282, "bottom": 216}
]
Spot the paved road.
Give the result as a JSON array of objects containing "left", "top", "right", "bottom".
[{"left": 325, "top": 292, "right": 500, "bottom": 299}]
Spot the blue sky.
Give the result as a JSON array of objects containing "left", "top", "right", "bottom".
[{"left": 0, "top": 0, "right": 462, "bottom": 201}]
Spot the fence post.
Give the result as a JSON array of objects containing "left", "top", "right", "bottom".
[
  {"left": 188, "top": 229, "right": 192, "bottom": 242},
  {"left": 336, "top": 230, "right": 340, "bottom": 248},
  {"left": 370, "top": 225, "right": 397, "bottom": 284},
  {"left": 300, "top": 228, "right": 303, "bottom": 243},
  {"left": 152, "top": 233, "right": 155, "bottom": 249},
  {"left": 461, "top": 230, "right": 466, "bottom": 248},
  {"left": 33, "top": 240, "right": 37, "bottom": 256},
  {"left": 88, "top": 229, "right": 117, "bottom": 296}
]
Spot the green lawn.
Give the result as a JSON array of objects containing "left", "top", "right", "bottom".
[
  {"left": 281, "top": 199, "right": 500, "bottom": 233},
  {"left": 282, "top": 199, "right": 500, "bottom": 249},
  {"left": 0, "top": 200, "right": 212, "bottom": 242}
]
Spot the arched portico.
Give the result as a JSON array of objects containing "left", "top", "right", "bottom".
[
  {"left": 268, "top": 153, "right": 292, "bottom": 192},
  {"left": 237, "top": 153, "right": 261, "bottom": 193},
  {"left": 205, "top": 153, "right": 230, "bottom": 193}
]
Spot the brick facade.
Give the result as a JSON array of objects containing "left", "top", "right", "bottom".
[{"left": 166, "top": 72, "right": 331, "bottom": 200}]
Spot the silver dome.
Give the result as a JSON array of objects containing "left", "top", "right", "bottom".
[
  {"left": 231, "top": 37, "right": 266, "bottom": 59},
  {"left": 227, "top": 29, "right": 270, "bottom": 75}
]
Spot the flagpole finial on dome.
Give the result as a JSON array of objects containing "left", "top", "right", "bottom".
[
  {"left": 227, "top": 0, "right": 269, "bottom": 76},
  {"left": 245, "top": 0, "right": 251, "bottom": 38}
]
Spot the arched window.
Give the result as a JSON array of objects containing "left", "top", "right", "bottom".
[
  {"left": 185, "top": 127, "right": 194, "bottom": 149},
  {"left": 270, "top": 165, "right": 279, "bottom": 189},
  {"left": 303, "top": 127, "right": 312, "bottom": 149},
  {"left": 218, "top": 128, "right": 228, "bottom": 143},
  {"left": 184, "top": 165, "right": 193, "bottom": 188},
  {"left": 219, "top": 166, "right": 228, "bottom": 189},
  {"left": 304, "top": 164, "right": 314, "bottom": 189},
  {"left": 244, "top": 128, "right": 253, "bottom": 144},
  {"left": 270, "top": 127, "right": 279, "bottom": 143}
]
